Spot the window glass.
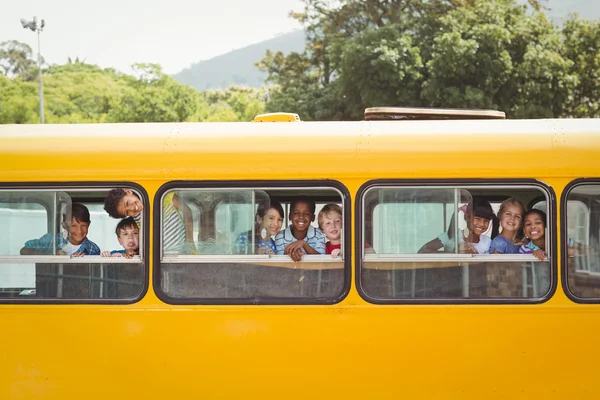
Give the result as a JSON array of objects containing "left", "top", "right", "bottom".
[
  {"left": 0, "top": 188, "right": 145, "bottom": 301},
  {"left": 360, "top": 185, "right": 551, "bottom": 301},
  {"left": 159, "top": 187, "right": 347, "bottom": 303},
  {"left": 565, "top": 184, "right": 600, "bottom": 299}
]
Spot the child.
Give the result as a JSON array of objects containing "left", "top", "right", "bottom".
[
  {"left": 104, "top": 188, "right": 143, "bottom": 228},
  {"left": 419, "top": 197, "right": 498, "bottom": 254},
  {"left": 104, "top": 189, "right": 196, "bottom": 254},
  {"left": 235, "top": 199, "right": 284, "bottom": 255},
  {"left": 487, "top": 198, "right": 526, "bottom": 254},
  {"left": 275, "top": 197, "right": 326, "bottom": 262},
  {"left": 519, "top": 209, "right": 547, "bottom": 261},
  {"left": 20, "top": 203, "right": 100, "bottom": 256},
  {"left": 318, "top": 204, "right": 342, "bottom": 258},
  {"left": 101, "top": 217, "right": 139, "bottom": 259}
]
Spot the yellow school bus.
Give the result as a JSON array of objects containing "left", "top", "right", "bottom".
[{"left": 1, "top": 109, "right": 600, "bottom": 399}]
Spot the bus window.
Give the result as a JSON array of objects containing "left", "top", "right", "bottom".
[
  {"left": 0, "top": 187, "right": 146, "bottom": 302},
  {"left": 359, "top": 184, "right": 553, "bottom": 302},
  {"left": 564, "top": 182, "right": 600, "bottom": 301},
  {"left": 157, "top": 185, "right": 349, "bottom": 304}
]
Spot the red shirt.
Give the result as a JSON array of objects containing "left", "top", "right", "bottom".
[{"left": 325, "top": 242, "right": 341, "bottom": 254}]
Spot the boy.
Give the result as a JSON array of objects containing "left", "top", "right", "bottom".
[
  {"left": 20, "top": 203, "right": 100, "bottom": 256},
  {"left": 104, "top": 188, "right": 196, "bottom": 254},
  {"left": 104, "top": 188, "right": 143, "bottom": 228},
  {"left": 318, "top": 204, "right": 342, "bottom": 258},
  {"left": 101, "top": 217, "right": 139, "bottom": 258},
  {"left": 275, "top": 197, "right": 325, "bottom": 262}
]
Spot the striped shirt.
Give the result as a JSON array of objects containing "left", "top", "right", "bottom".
[
  {"left": 133, "top": 212, "right": 142, "bottom": 229},
  {"left": 519, "top": 241, "right": 543, "bottom": 254},
  {"left": 274, "top": 225, "right": 326, "bottom": 256},
  {"left": 163, "top": 192, "right": 186, "bottom": 254}
]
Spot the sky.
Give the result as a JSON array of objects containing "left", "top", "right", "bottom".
[{"left": 1, "top": 0, "right": 304, "bottom": 74}]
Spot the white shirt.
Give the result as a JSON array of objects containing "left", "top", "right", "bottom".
[
  {"left": 61, "top": 241, "right": 81, "bottom": 255},
  {"left": 437, "top": 230, "right": 491, "bottom": 254}
]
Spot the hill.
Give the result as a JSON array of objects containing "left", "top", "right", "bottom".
[{"left": 173, "top": 30, "right": 305, "bottom": 91}]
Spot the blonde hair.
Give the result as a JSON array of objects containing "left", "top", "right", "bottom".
[
  {"left": 498, "top": 198, "right": 527, "bottom": 244},
  {"left": 318, "top": 204, "right": 342, "bottom": 228}
]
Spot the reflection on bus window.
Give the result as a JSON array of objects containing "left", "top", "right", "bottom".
[
  {"left": 159, "top": 187, "right": 347, "bottom": 303},
  {"left": 360, "top": 185, "right": 551, "bottom": 301},
  {"left": 0, "top": 189, "right": 145, "bottom": 301},
  {"left": 565, "top": 183, "right": 600, "bottom": 299}
]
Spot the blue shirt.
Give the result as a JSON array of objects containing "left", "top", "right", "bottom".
[
  {"left": 235, "top": 231, "right": 276, "bottom": 255},
  {"left": 487, "top": 235, "right": 520, "bottom": 254},
  {"left": 274, "top": 225, "right": 326, "bottom": 255},
  {"left": 24, "top": 233, "right": 101, "bottom": 255}
]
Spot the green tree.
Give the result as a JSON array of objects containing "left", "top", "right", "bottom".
[
  {"left": 259, "top": 0, "right": 587, "bottom": 120},
  {"left": 421, "top": 1, "right": 576, "bottom": 118},
  {"left": 107, "top": 64, "right": 200, "bottom": 123},
  {"left": 0, "top": 58, "right": 267, "bottom": 124},
  {"left": 0, "top": 40, "right": 37, "bottom": 81},
  {"left": 0, "top": 75, "right": 38, "bottom": 123},
  {"left": 562, "top": 16, "right": 600, "bottom": 117}
]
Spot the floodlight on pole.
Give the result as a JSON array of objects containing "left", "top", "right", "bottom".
[{"left": 20, "top": 16, "right": 45, "bottom": 124}]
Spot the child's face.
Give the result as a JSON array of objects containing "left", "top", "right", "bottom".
[
  {"left": 69, "top": 218, "right": 89, "bottom": 245},
  {"left": 524, "top": 213, "right": 545, "bottom": 241},
  {"left": 500, "top": 205, "right": 523, "bottom": 233},
  {"left": 117, "top": 226, "right": 140, "bottom": 252},
  {"left": 116, "top": 190, "right": 143, "bottom": 217},
  {"left": 466, "top": 213, "right": 490, "bottom": 237},
  {"left": 290, "top": 201, "right": 314, "bottom": 234},
  {"left": 259, "top": 207, "right": 283, "bottom": 237},
  {"left": 320, "top": 212, "right": 342, "bottom": 242}
]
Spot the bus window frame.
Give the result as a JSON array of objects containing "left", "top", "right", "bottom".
[
  {"left": 0, "top": 182, "right": 150, "bottom": 305},
  {"left": 356, "top": 179, "right": 557, "bottom": 305},
  {"left": 153, "top": 180, "right": 351, "bottom": 305},
  {"left": 561, "top": 178, "right": 600, "bottom": 304}
]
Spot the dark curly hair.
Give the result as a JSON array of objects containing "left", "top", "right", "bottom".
[
  {"left": 290, "top": 196, "right": 316, "bottom": 215},
  {"left": 104, "top": 188, "right": 128, "bottom": 219}
]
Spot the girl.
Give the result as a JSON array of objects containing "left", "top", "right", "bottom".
[
  {"left": 487, "top": 198, "right": 526, "bottom": 254},
  {"left": 519, "top": 209, "right": 547, "bottom": 261},
  {"left": 235, "top": 199, "right": 284, "bottom": 255},
  {"left": 419, "top": 197, "right": 498, "bottom": 254}
]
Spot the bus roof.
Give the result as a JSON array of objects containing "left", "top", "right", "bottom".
[{"left": 364, "top": 107, "right": 506, "bottom": 120}]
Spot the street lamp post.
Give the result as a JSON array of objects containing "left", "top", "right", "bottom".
[{"left": 20, "top": 16, "right": 45, "bottom": 124}]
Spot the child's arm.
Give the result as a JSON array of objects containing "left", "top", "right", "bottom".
[
  {"left": 532, "top": 249, "right": 547, "bottom": 261},
  {"left": 459, "top": 241, "right": 478, "bottom": 254},
  {"left": 418, "top": 237, "right": 443, "bottom": 253},
  {"left": 20, "top": 233, "right": 55, "bottom": 255},
  {"left": 284, "top": 234, "right": 325, "bottom": 261}
]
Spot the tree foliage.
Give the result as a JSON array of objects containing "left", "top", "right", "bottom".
[
  {"left": 0, "top": 40, "right": 38, "bottom": 81},
  {"left": 0, "top": 51, "right": 267, "bottom": 124},
  {"left": 259, "top": 0, "right": 598, "bottom": 119}
]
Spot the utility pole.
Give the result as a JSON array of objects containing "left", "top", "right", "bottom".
[{"left": 20, "top": 16, "right": 45, "bottom": 124}]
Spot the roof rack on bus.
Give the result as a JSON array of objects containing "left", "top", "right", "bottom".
[
  {"left": 364, "top": 107, "right": 505, "bottom": 121},
  {"left": 252, "top": 112, "right": 301, "bottom": 122}
]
